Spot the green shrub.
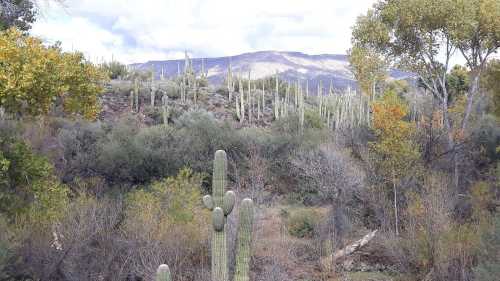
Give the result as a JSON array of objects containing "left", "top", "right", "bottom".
[
  {"left": 286, "top": 208, "right": 319, "bottom": 238},
  {"left": 143, "top": 106, "right": 163, "bottom": 125},
  {"left": 102, "top": 61, "right": 128, "bottom": 80}
]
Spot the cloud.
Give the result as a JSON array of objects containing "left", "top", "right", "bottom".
[{"left": 31, "top": 0, "right": 377, "bottom": 63}]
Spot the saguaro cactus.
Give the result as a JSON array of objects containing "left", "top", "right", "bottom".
[
  {"left": 157, "top": 150, "right": 255, "bottom": 281},
  {"left": 134, "top": 79, "right": 139, "bottom": 112},
  {"left": 151, "top": 69, "right": 156, "bottom": 106},
  {"left": 228, "top": 60, "right": 233, "bottom": 102},
  {"left": 203, "top": 150, "right": 234, "bottom": 281},
  {"left": 274, "top": 71, "right": 279, "bottom": 120},
  {"left": 162, "top": 93, "right": 169, "bottom": 125},
  {"left": 239, "top": 76, "right": 245, "bottom": 123}
]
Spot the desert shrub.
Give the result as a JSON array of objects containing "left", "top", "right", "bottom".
[
  {"left": 109, "top": 80, "right": 134, "bottom": 96},
  {"left": 0, "top": 215, "right": 12, "bottom": 279},
  {"left": 97, "top": 118, "right": 178, "bottom": 185},
  {"left": 57, "top": 119, "right": 106, "bottom": 183},
  {"left": 143, "top": 105, "right": 164, "bottom": 125},
  {"left": 102, "top": 61, "right": 128, "bottom": 80},
  {"left": 174, "top": 109, "right": 245, "bottom": 176},
  {"left": 0, "top": 132, "right": 68, "bottom": 217},
  {"left": 6, "top": 194, "right": 123, "bottom": 281},
  {"left": 288, "top": 145, "right": 365, "bottom": 205},
  {"left": 304, "top": 109, "right": 324, "bottom": 129},
  {"left": 286, "top": 208, "right": 320, "bottom": 238},
  {"left": 474, "top": 214, "right": 500, "bottom": 281},
  {"left": 124, "top": 168, "right": 209, "bottom": 280}
]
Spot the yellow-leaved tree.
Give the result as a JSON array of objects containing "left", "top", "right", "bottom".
[
  {"left": 0, "top": 28, "right": 108, "bottom": 119},
  {"left": 371, "top": 90, "right": 420, "bottom": 235}
]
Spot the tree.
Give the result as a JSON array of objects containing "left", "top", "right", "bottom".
[
  {"left": 352, "top": 0, "right": 500, "bottom": 189},
  {"left": 482, "top": 59, "right": 500, "bottom": 119},
  {"left": 102, "top": 60, "right": 128, "bottom": 80},
  {"left": 449, "top": 0, "right": 500, "bottom": 129},
  {"left": 447, "top": 65, "right": 470, "bottom": 104},
  {"left": 0, "top": 28, "right": 108, "bottom": 119},
  {"left": 371, "top": 90, "right": 420, "bottom": 235},
  {"left": 348, "top": 44, "right": 387, "bottom": 100},
  {"left": 0, "top": 0, "right": 36, "bottom": 31}
]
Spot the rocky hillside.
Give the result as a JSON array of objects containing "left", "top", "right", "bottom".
[{"left": 130, "top": 51, "right": 412, "bottom": 91}]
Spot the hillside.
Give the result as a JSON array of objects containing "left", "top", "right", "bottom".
[{"left": 130, "top": 51, "right": 411, "bottom": 91}]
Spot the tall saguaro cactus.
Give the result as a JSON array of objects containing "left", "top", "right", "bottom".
[
  {"left": 227, "top": 60, "right": 233, "bottom": 102},
  {"left": 203, "top": 150, "right": 234, "bottom": 281},
  {"left": 274, "top": 71, "right": 280, "bottom": 120},
  {"left": 157, "top": 150, "right": 255, "bottom": 281}
]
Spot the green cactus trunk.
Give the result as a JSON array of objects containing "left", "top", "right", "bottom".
[
  {"left": 130, "top": 90, "right": 134, "bottom": 112},
  {"left": 234, "top": 198, "right": 254, "bottom": 281},
  {"left": 134, "top": 79, "right": 139, "bottom": 112},
  {"left": 162, "top": 93, "right": 169, "bottom": 125},
  {"left": 274, "top": 72, "right": 279, "bottom": 120},
  {"left": 203, "top": 150, "right": 233, "bottom": 281},
  {"left": 156, "top": 264, "right": 171, "bottom": 281},
  {"left": 162, "top": 150, "right": 255, "bottom": 281}
]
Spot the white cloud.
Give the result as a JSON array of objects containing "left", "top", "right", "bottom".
[{"left": 31, "top": 0, "right": 377, "bottom": 63}]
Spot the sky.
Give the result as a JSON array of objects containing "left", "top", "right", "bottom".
[{"left": 31, "top": 0, "right": 377, "bottom": 64}]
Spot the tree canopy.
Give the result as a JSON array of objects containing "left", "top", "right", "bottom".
[{"left": 0, "top": 28, "right": 108, "bottom": 119}]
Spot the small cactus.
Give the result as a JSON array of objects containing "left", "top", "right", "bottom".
[{"left": 156, "top": 264, "right": 171, "bottom": 281}]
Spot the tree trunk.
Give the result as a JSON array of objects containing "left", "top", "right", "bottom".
[
  {"left": 393, "top": 171, "right": 399, "bottom": 236},
  {"left": 321, "top": 230, "right": 378, "bottom": 269}
]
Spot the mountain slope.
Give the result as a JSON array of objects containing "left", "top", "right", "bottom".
[{"left": 130, "top": 51, "right": 411, "bottom": 91}]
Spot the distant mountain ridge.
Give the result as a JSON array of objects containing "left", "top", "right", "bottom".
[{"left": 130, "top": 51, "right": 411, "bottom": 91}]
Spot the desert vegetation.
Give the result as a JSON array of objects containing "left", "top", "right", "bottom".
[{"left": 0, "top": 1, "right": 499, "bottom": 281}]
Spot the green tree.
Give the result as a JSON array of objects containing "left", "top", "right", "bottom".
[
  {"left": 447, "top": 65, "right": 470, "bottom": 103},
  {"left": 0, "top": 0, "right": 36, "bottom": 31},
  {"left": 0, "top": 28, "right": 108, "bottom": 119},
  {"left": 348, "top": 44, "right": 387, "bottom": 100},
  {"left": 371, "top": 90, "right": 420, "bottom": 235},
  {"left": 352, "top": 0, "right": 500, "bottom": 189}
]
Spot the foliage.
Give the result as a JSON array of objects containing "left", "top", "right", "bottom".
[
  {"left": 174, "top": 109, "right": 245, "bottom": 174},
  {"left": 0, "top": 215, "right": 12, "bottom": 279},
  {"left": 0, "top": 133, "right": 68, "bottom": 217},
  {"left": 0, "top": 0, "right": 36, "bottom": 31},
  {"left": 447, "top": 65, "right": 470, "bottom": 103},
  {"left": 97, "top": 117, "right": 178, "bottom": 185},
  {"left": 286, "top": 208, "right": 320, "bottom": 238},
  {"left": 126, "top": 167, "right": 205, "bottom": 226},
  {"left": 124, "top": 168, "right": 209, "bottom": 279},
  {"left": 348, "top": 45, "right": 387, "bottom": 98},
  {"left": 482, "top": 59, "right": 500, "bottom": 119},
  {"left": 0, "top": 28, "right": 108, "bottom": 119},
  {"left": 102, "top": 60, "right": 128, "bottom": 80},
  {"left": 474, "top": 214, "right": 500, "bottom": 281},
  {"left": 370, "top": 90, "right": 420, "bottom": 179}
]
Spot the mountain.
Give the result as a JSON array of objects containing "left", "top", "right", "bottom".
[{"left": 130, "top": 51, "right": 411, "bottom": 91}]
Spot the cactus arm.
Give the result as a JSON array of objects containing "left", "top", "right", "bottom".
[
  {"left": 203, "top": 195, "right": 214, "bottom": 210},
  {"left": 234, "top": 198, "right": 255, "bottom": 281},
  {"left": 222, "top": 191, "right": 235, "bottom": 215}
]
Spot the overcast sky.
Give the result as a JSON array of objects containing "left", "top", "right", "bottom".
[{"left": 31, "top": 0, "right": 377, "bottom": 64}]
